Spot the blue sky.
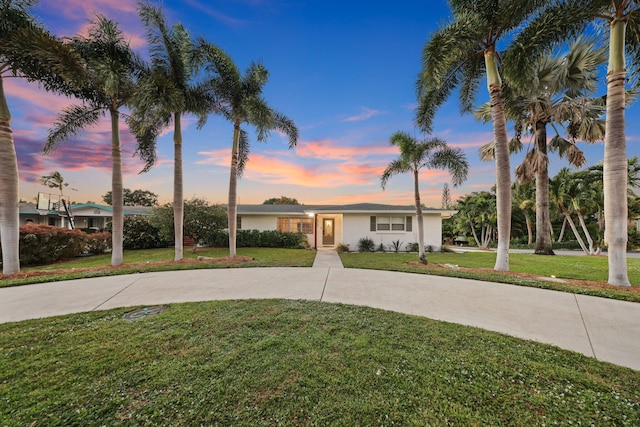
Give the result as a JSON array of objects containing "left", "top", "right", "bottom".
[{"left": 7, "top": 0, "right": 640, "bottom": 207}]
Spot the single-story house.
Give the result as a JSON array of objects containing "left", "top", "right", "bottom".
[
  {"left": 19, "top": 202, "right": 153, "bottom": 229},
  {"left": 237, "top": 203, "right": 456, "bottom": 251}
]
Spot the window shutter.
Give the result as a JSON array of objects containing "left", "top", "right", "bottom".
[
  {"left": 406, "top": 216, "right": 412, "bottom": 232},
  {"left": 370, "top": 216, "right": 376, "bottom": 231}
]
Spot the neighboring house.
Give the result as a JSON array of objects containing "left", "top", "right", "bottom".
[
  {"left": 19, "top": 202, "right": 153, "bottom": 229},
  {"left": 237, "top": 203, "right": 456, "bottom": 251}
]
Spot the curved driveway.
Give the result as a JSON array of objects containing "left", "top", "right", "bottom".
[{"left": 1, "top": 251, "right": 639, "bottom": 371}]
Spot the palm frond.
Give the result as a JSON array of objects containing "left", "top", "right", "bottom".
[
  {"left": 479, "top": 141, "right": 495, "bottom": 161},
  {"left": 502, "top": 0, "right": 598, "bottom": 88},
  {"left": 473, "top": 102, "right": 492, "bottom": 123},
  {"left": 236, "top": 129, "right": 250, "bottom": 177},
  {"left": 45, "top": 104, "right": 103, "bottom": 153},
  {"left": 514, "top": 161, "right": 534, "bottom": 184},
  {"left": 127, "top": 113, "right": 160, "bottom": 173},
  {"left": 272, "top": 111, "right": 298, "bottom": 148},
  {"left": 381, "top": 159, "right": 411, "bottom": 189},
  {"left": 428, "top": 146, "right": 469, "bottom": 186}
]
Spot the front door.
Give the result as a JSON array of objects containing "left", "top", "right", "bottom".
[{"left": 322, "top": 218, "right": 335, "bottom": 246}]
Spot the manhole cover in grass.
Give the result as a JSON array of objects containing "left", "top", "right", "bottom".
[{"left": 123, "top": 306, "right": 169, "bottom": 320}]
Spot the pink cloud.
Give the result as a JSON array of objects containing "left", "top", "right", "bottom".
[
  {"left": 41, "top": 0, "right": 137, "bottom": 22},
  {"left": 295, "top": 139, "right": 397, "bottom": 160},
  {"left": 341, "top": 107, "right": 384, "bottom": 123}
]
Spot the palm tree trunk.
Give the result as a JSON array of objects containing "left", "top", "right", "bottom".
[
  {"left": 558, "top": 216, "right": 567, "bottom": 242},
  {"left": 604, "top": 18, "right": 630, "bottom": 286},
  {"left": 0, "top": 76, "right": 20, "bottom": 274},
  {"left": 563, "top": 209, "right": 589, "bottom": 254},
  {"left": 468, "top": 215, "right": 481, "bottom": 247},
  {"left": 485, "top": 49, "right": 511, "bottom": 271},
  {"left": 525, "top": 212, "right": 533, "bottom": 245},
  {"left": 574, "top": 207, "right": 595, "bottom": 254},
  {"left": 534, "top": 121, "right": 554, "bottom": 255},
  {"left": 173, "top": 112, "right": 184, "bottom": 261},
  {"left": 110, "top": 107, "right": 124, "bottom": 266},
  {"left": 414, "top": 169, "right": 426, "bottom": 264},
  {"left": 228, "top": 122, "right": 241, "bottom": 257}
]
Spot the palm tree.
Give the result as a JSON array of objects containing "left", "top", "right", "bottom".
[
  {"left": 40, "top": 170, "right": 76, "bottom": 228},
  {"left": 381, "top": 131, "right": 468, "bottom": 264},
  {"left": 550, "top": 168, "right": 602, "bottom": 255},
  {"left": 131, "top": 1, "right": 211, "bottom": 261},
  {"left": 417, "top": 0, "right": 553, "bottom": 271},
  {"left": 193, "top": 41, "right": 298, "bottom": 257},
  {"left": 0, "top": 0, "right": 84, "bottom": 274},
  {"left": 504, "top": 0, "right": 640, "bottom": 286},
  {"left": 44, "top": 16, "right": 142, "bottom": 266},
  {"left": 477, "top": 37, "right": 607, "bottom": 255},
  {"left": 512, "top": 181, "right": 536, "bottom": 245},
  {"left": 454, "top": 191, "right": 497, "bottom": 248}
]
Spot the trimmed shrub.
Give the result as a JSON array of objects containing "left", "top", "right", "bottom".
[
  {"left": 18, "top": 224, "right": 86, "bottom": 266},
  {"left": 357, "top": 237, "right": 375, "bottom": 252},
  {"left": 336, "top": 243, "right": 350, "bottom": 252},
  {"left": 122, "top": 216, "right": 168, "bottom": 250},
  {"left": 201, "top": 229, "right": 308, "bottom": 249},
  {"left": 85, "top": 232, "right": 111, "bottom": 254}
]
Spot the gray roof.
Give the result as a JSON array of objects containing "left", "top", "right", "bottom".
[
  {"left": 19, "top": 202, "right": 153, "bottom": 216},
  {"left": 238, "top": 203, "right": 455, "bottom": 215}
]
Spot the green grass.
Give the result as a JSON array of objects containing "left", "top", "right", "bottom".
[
  {"left": 1, "top": 299, "right": 638, "bottom": 426},
  {"left": 1, "top": 248, "right": 316, "bottom": 288},
  {"left": 340, "top": 251, "right": 640, "bottom": 302}
]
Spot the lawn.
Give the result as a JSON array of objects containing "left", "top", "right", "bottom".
[
  {"left": 340, "top": 251, "right": 640, "bottom": 302},
  {"left": 1, "top": 247, "right": 316, "bottom": 288},
  {"left": 1, "top": 299, "right": 638, "bottom": 426}
]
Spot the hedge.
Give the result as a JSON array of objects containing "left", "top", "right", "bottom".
[{"left": 202, "top": 229, "right": 308, "bottom": 249}]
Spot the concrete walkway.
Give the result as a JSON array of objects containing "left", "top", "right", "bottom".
[
  {"left": 1, "top": 254, "right": 639, "bottom": 371},
  {"left": 312, "top": 249, "right": 344, "bottom": 268}
]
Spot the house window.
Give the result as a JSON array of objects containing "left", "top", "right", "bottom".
[
  {"left": 370, "top": 216, "right": 412, "bottom": 232},
  {"left": 237, "top": 216, "right": 242, "bottom": 230},
  {"left": 277, "top": 217, "right": 313, "bottom": 234}
]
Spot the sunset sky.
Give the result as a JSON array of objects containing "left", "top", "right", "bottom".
[{"left": 7, "top": 0, "right": 640, "bottom": 207}]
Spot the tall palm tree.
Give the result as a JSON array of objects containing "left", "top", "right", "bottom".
[
  {"left": 504, "top": 0, "right": 640, "bottom": 286},
  {"left": 131, "top": 1, "right": 211, "bottom": 261},
  {"left": 477, "top": 37, "right": 607, "bottom": 255},
  {"left": 417, "top": 0, "right": 553, "bottom": 271},
  {"left": 381, "top": 131, "right": 468, "bottom": 264},
  {"left": 0, "top": 0, "right": 84, "bottom": 274},
  {"left": 194, "top": 41, "right": 298, "bottom": 257},
  {"left": 44, "top": 16, "right": 142, "bottom": 266}
]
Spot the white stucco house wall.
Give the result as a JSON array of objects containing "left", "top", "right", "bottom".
[{"left": 237, "top": 203, "right": 456, "bottom": 251}]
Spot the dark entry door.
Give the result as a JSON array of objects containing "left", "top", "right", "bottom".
[{"left": 322, "top": 218, "right": 335, "bottom": 245}]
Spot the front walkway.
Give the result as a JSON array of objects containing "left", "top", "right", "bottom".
[
  {"left": 1, "top": 266, "right": 639, "bottom": 371},
  {"left": 312, "top": 249, "right": 344, "bottom": 268}
]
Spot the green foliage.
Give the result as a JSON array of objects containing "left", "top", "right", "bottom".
[
  {"left": 120, "top": 216, "right": 167, "bottom": 250},
  {"left": 628, "top": 228, "right": 640, "bottom": 250},
  {"left": 390, "top": 240, "right": 404, "bottom": 253},
  {"left": 151, "top": 198, "right": 227, "bottom": 247},
  {"left": 406, "top": 242, "right": 420, "bottom": 252},
  {"left": 203, "top": 229, "right": 308, "bottom": 249},
  {"left": 336, "top": 242, "right": 350, "bottom": 252},
  {"left": 263, "top": 196, "right": 300, "bottom": 205},
  {"left": 17, "top": 224, "right": 86, "bottom": 265},
  {"left": 357, "top": 237, "right": 375, "bottom": 252},
  {"left": 84, "top": 231, "right": 111, "bottom": 254},
  {"left": 102, "top": 188, "right": 159, "bottom": 206}
]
